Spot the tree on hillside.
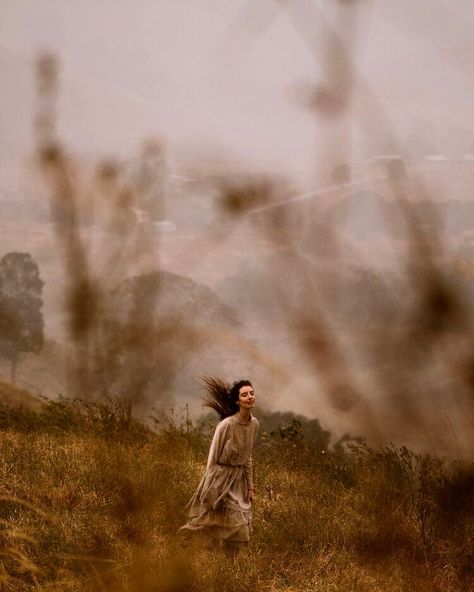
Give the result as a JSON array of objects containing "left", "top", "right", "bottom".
[
  {"left": 113, "top": 271, "right": 238, "bottom": 327},
  {"left": 85, "top": 270, "right": 239, "bottom": 403},
  {"left": 0, "top": 253, "right": 44, "bottom": 382}
]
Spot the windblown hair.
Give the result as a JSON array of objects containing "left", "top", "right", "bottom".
[{"left": 201, "top": 376, "right": 253, "bottom": 420}]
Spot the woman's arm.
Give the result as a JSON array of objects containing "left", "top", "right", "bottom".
[
  {"left": 198, "top": 419, "right": 231, "bottom": 510},
  {"left": 244, "top": 420, "right": 259, "bottom": 501},
  {"left": 244, "top": 453, "right": 254, "bottom": 502},
  {"left": 206, "top": 419, "right": 229, "bottom": 470}
]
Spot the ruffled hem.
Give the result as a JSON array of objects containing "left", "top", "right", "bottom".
[{"left": 178, "top": 506, "right": 252, "bottom": 543}]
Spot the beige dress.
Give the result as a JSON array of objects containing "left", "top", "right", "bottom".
[{"left": 179, "top": 412, "right": 259, "bottom": 545}]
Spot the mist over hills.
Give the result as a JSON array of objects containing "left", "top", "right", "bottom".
[
  {"left": 1, "top": 0, "right": 474, "bottom": 456},
  {"left": 1, "top": 158, "right": 474, "bottom": 446}
]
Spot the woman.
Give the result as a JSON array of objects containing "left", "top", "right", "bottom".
[{"left": 178, "top": 377, "right": 259, "bottom": 559}]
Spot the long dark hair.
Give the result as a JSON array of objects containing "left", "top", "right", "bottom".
[{"left": 201, "top": 376, "right": 253, "bottom": 420}]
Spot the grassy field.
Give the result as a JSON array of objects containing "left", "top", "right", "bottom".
[{"left": 0, "top": 397, "right": 472, "bottom": 592}]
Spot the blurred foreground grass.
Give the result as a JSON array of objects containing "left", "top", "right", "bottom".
[{"left": 0, "top": 397, "right": 472, "bottom": 592}]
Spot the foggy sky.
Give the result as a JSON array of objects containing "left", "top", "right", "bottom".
[
  {"left": 1, "top": 1, "right": 474, "bottom": 454},
  {"left": 1, "top": 0, "right": 474, "bottom": 185}
]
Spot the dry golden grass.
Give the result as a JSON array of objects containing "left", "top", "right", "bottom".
[{"left": 0, "top": 400, "right": 471, "bottom": 591}]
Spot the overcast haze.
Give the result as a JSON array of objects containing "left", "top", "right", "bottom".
[
  {"left": 1, "top": 0, "right": 474, "bottom": 183},
  {"left": 1, "top": 1, "right": 474, "bottom": 455}
]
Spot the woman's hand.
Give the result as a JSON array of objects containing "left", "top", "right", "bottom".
[{"left": 247, "top": 489, "right": 254, "bottom": 503}]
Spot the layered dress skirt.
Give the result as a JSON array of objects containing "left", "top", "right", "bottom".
[{"left": 178, "top": 413, "right": 259, "bottom": 546}]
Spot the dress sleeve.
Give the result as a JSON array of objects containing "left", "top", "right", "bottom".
[
  {"left": 243, "top": 420, "right": 259, "bottom": 490},
  {"left": 206, "top": 419, "right": 229, "bottom": 470},
  {"left": 243, "top": 453, "right": 254, "bottom": 490}
]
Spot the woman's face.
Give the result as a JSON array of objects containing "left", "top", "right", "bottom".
[{"left": 237, "top": 385, "right": 255, "bottom": 409}]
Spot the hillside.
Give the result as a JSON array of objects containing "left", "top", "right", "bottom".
[
  {"left": 0, "top": 381, "right": 43, "bottom": 411},
  {"left": 0, "top": 399, "right": 472, "bottom": 592}
]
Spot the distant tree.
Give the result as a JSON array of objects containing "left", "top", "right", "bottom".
[
  {"left": 87, "top": 270, "right": 239, "bottom": 403},
  {"left": 113, "top": 270, "right": 237, "bottom": 327},
  {"left": 257, "top": 409, "right": 331, "bottom": 451},
  {"left": 0, "top": 253, "right": 44, "bottom": 382}
]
